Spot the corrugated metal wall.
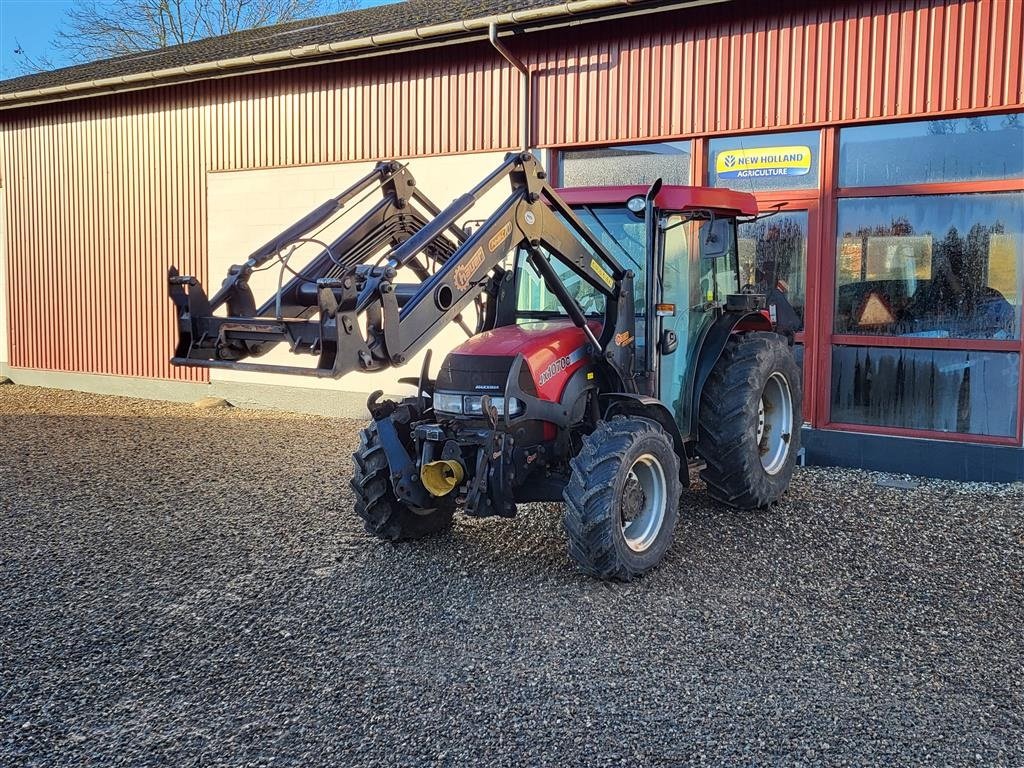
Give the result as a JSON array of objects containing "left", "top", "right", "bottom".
[
  {"left": 530, "top": 0, "right": 1024, "bottom": 145},
  {"left": 1, "top": 0, "right": 1021, "bottom": 380}
]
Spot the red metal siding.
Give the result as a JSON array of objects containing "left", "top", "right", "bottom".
[{"left": 0, "top": 0, "right": 1021, "bottom": 380}]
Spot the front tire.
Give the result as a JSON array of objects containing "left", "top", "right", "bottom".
[
  {"left": 563, "top": 417, "right": 681, "bottom": 581},
  {"left": 351, "top": 422, "right": 454, "bottom": 540},
  {"left": 697, "top": 331, "right": 802, "bottom": 509}
]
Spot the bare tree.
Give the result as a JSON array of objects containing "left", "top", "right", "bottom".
[
  {"left": 12, "top": 40, "right": 55, "bottom": 74},
  {"left": 18, "top": 0, "right": 356, "bottom": 71}
]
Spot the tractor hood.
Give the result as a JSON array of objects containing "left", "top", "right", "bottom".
[{"left": 435, "top": 321, "right": 598, "bottom": 403}]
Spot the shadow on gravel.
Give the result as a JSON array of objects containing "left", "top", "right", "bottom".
[{"left": 2, "top": 388, "right": 1023, "bottom": 767}]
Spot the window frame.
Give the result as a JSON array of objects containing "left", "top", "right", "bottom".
[
  {"left": 818, "top": 118, "right": 1024, "bottom": 446},
  {"left": 831, "top": 190, "right": 1024, "bottom": 342}
]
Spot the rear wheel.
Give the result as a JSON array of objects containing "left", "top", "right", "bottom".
[
  {"left": 697, "top": 331, "right": 802, "bottom": 508},
  {"left": 563, "top": 417, "right": 681, "bottom": 581},
  {"left": 351, "top": 421, "right": 454, "bottom": 540}
]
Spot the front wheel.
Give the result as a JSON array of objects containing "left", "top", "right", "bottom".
[
  {"left": 697, "top": 331, "right": 802, "bottom": 509},
  {"left": 563, "top": 417, "right": 682, "bottom": 581},
  {"left": 351, "top": 421, "right": 454, "bottom": 540}
]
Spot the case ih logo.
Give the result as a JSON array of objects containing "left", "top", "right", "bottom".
[
  {"left": 452, "top": 247, "right": 485, "bottom": 291},
  {"left": 487, "top": 222, "right": 513, "bottom": 253}
]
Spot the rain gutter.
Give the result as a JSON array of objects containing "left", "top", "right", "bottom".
[{"left": 0, "top": 0, "right": 730, "bottom": 110}]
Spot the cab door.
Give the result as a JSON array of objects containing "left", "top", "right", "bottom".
[{"left": 655, "top": 215, "right": 701, "bottom": 425}]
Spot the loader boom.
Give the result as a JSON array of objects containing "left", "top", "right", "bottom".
[{"left": 169, "top": 152, "right": 636, "bottom": 386}]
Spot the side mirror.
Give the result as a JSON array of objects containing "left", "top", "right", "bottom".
[
  {"left": 659, "top": 328, "right": 678, "bottom": 356},
  {"left": 702, "top": 218, "right": 731, "bottom": 259}
]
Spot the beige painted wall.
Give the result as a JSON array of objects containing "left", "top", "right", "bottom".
[
  {"left": 207, "top": 151, "right": 511, "bottom": 396},
  {"left": 0, "top": 187, "right": 7, "bottom": 367}
]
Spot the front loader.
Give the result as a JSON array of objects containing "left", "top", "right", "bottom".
[{"left": 170, "top": 152, "right": 801, "bottom": 580}]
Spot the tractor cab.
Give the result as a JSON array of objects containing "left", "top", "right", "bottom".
[{"left": 505, "top": 184, "right": 762, "bottom": 432}]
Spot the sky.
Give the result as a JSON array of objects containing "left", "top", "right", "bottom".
[
  {"left": 0, "top": 0, "right": 76, "bottom": 80},
  {"left": 0, "top": 0, "right": 396, "bottom": 82}
]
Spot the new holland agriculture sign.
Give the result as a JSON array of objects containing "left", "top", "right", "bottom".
[{"left": 715, "top": 146, "right": 812, "bottom": 179}]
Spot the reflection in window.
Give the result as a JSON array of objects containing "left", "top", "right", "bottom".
[
  {"left": 835, "top": 193, "right": 1023, "bottom": 339},
  {"left": 830, "top": 346, "right": 1019, "bottom": 437},
  {"left": 708, "top": 130, "right": 820, "bottom": 192},
  {"left": 739, "top": 212, "right": 808, "bottom": 331},
  {"left": 560, "top": 142, "right": 691, "bottom": 186},
  {"left": 839, "top": 113, "right": 1024, "bottom": 187}
]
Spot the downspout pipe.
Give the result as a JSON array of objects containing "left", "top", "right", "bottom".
[{"left": 488, "top": 23, "right": 531, "bottom": 153}]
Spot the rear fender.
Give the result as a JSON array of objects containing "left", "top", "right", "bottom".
[
  {"left": 686, "top": 311, "right": 774, "bottom": 440},
  {"left": 599, "top": 393, "right": 688, "bottom": 484}
]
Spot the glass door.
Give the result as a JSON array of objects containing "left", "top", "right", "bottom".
[
  {"left": 737, "top": 203, "right": 819, "bottom": 423},
  {"left": 704, "top": 130, "right": 823, "bottom": 426}
]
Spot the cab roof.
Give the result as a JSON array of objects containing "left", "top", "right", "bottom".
[{"left": 554, "top": 185, "right": 759, "bottom": 216}]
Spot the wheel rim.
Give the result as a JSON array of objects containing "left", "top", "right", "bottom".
[
  {"left": 758, "top": 372, "right": 794, "bottom": 475},
  {"left": 620, "top": 453, "right": 667, "bottom": 553}
]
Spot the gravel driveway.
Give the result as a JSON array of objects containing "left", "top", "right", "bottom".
[{"left": 2, "top": 385, "right": 1022, "bottom": 767}]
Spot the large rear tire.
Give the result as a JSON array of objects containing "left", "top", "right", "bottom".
[
  {"left": 351, "top": 422, "right": 454, "bottom": 540},
  {"left": 697, "top": 331, "right": 802, "bottom": 509},
  {"left": 563, "top": 416, "right": 681, "bottom": 581}
]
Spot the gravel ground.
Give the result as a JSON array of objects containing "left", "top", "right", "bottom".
[{"left": 1, "top": 385, "right": 1023, "bottom": 767}]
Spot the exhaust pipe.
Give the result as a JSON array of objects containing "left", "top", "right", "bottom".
[{"left": 421, "top": 459, "right": 465, "bottom": 497}]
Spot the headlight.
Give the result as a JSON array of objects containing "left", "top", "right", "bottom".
[
  {"left": 434, "top": 392, "right": 524, "bottom": 417},
  {"left": 433, "top": 391, "right": 464, "bottom": 414}
]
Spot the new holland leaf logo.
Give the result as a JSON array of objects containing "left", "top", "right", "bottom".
[{"left": 723, "top": 154, "right": 737, "bottom": 168}]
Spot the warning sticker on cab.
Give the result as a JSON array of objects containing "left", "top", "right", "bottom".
[
  {"left": 715, "top": 146, "right": 811, "bottom": 179},
  {"left": 590, "top": 258, "right": 614, "bottom": 288}
]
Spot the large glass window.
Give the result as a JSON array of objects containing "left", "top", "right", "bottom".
[
  {"left": 839, "top": 113, "right": 1024, "bottom": 187},
  {"left": 708, "top": 130, "right": 820, "bottom": 192},
  {"left": 738, "top": 212, "right": 808, "bottom": 331},
  {"left": 559, "top": 142, "right": 691, "bottom": 186},
  {"left": 834, "top": 193, "right": 1024, "bottom": 340},
  {"left": 830, "top": 346, "right": 1020, "bottom": 437}
]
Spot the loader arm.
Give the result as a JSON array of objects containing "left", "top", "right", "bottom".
[{"left": 169, "top": 152, "right": 636, "bottom": 385}]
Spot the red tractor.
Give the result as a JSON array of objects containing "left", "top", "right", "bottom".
[{"left": 169, "top": 152, "right": 801, "bottom": 579}]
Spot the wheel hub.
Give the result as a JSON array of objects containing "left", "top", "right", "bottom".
[{"left": 621, "top": 472, "right": 645, "bottom": 520}]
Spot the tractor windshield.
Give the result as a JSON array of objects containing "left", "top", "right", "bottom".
[{"left": 515, "top": 204, "right": 646, "bottom": 318}]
